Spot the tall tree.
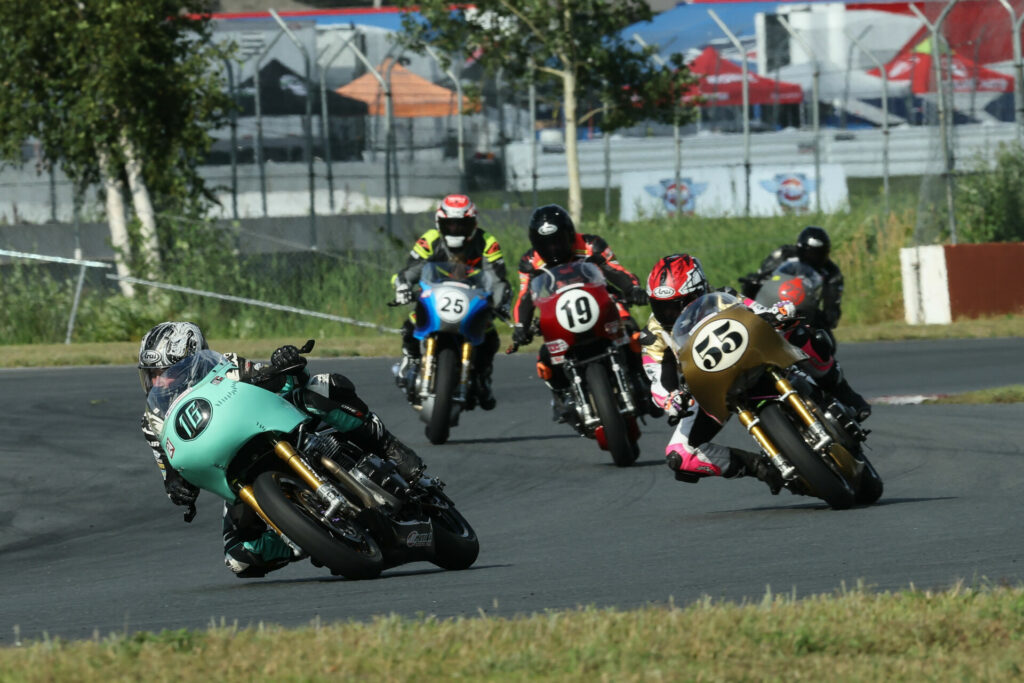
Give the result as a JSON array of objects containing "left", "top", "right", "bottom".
[
  {"left": 397, "top": 0, "right": 696, "bottom": 223},
  {"left": 0, "top": 1, "right": 231, "bottom": 295}
]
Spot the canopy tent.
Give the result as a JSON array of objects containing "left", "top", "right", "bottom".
[
  {"left": 336, "top": 60, "right": 478, "bottom": 118},
  {"left": 866, "top": 37, "right": 1013, "bottom": 95},
  {"left": 236, "top": 59, "right": 368, "bottom": 117},
  {"left": 686, "top": 46, "right": 803, "bottom": 106}
]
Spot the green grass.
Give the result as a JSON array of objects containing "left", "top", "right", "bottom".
[
  {"left": 2, "top": 584, "right": 1023, "bottom": 680},
  {"left": 925, "top": 385, "right": 1024, "bottom": 405}
]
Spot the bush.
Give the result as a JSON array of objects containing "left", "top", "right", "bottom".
[{"left": 956, "top": 142, "right": 1024, "bottom": 244}]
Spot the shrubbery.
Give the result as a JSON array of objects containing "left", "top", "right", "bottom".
[{"left": 956, "top": 142, "right": 1024, "bottom": 244}]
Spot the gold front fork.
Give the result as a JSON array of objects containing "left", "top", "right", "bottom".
[
  {"left": 421, "top": 336, "right": 437, "bottom": 392},
  {"left": 273, "top": 440, "right": 347, "bottom": 518},
  {"left": 770, "top": 370, "right": 832, "bottom": 451},
  {"left": 460, "top": 341, "right": 473, "bottom": 399},
  {"left": 738, "top": 409, "right": 796, "bottom": 478}
]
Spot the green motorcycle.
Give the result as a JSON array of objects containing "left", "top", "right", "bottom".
[{"left": 148, "top": 342, "right": 479, "bottom": 579}]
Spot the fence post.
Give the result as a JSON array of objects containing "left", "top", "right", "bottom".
[
  {"left": 707, "top": 13, "right": 753, "bottom": 215},
  {"left": 846, "top": 28, "right": 891, "bottom": 219}
]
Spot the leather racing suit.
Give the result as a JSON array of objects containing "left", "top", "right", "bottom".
[{"left": 140, "top": 352, "right": 422, "bottom": 578}]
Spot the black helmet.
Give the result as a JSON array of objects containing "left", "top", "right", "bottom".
[
  {"left": 528, "top": 204, "right": 576, "bottom": 266},
  {"left": 138, "top": 321, "right": 208, "bottom": 393},
  {"left": 796, "top": 226, "right": 830, "bottom": 269}
]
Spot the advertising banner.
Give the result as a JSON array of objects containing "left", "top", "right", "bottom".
[
  {"left": 619, "top": 167, "right": 736, "bottom": 221},
  {"left": 620, "top": 164, "right": 849, "bottom": 221}
]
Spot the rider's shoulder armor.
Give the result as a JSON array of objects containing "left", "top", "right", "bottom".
[{"left": 411, "top": 229, "right": 441, "bottom": 260}]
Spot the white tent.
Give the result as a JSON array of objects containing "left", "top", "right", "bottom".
[{"left": 776, "top": 61, "right": 911, "bottom": 126}]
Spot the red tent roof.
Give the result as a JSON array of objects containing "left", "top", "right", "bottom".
[
  {"left": 686, "top": 47, "right": 803, "bottom": 107},
  {"left": 866, "top": 37, "right": 1013, "bottom": 94}
]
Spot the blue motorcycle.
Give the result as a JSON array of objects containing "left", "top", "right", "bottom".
[{"left": 392, "top": 261, "right": 500, "bottom": 444}]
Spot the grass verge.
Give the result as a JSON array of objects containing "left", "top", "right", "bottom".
[
  {"left": 2, "top": 585, "right": 1023, "bottom": 680},
  {"left": 925, "top": 385, "right": 1024, "bottom": 405}
]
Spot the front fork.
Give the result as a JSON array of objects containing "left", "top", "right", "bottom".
[
  {"left": 416, "top": 337, "right": 474, "bottom": 403},
  {"left": 735, "top": 370, "right": 834, "bottom": 480}
]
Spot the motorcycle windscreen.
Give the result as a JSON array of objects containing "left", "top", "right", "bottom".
[
  {"left": 674, "top": 298, "right": 807, "bottom": 422},
  {"left": 159, "top": 370, "right": 309, "bottom": 501},
  {"left": 529, "top": 261, "right": 605, "bottom": 302}
]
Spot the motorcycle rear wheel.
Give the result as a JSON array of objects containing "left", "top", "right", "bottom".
[
  {"left": 425, "top": 346, "right": 458, "bottom": 445},
  {"left": 253, "top": 471, "right": 383, "bottom": 579},
  {"left": 586, "top": 362, "right": 638, "bottom": 467},
  {"left": 426, "top": 492, "right": 479, "bottom": 570},
  {"left": 758, "top": 404, "right": 854, "bottom": 509}
]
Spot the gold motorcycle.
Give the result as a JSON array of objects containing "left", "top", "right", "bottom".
[{"left": 671, "top": 292, "right": 882, "bottom": 509}]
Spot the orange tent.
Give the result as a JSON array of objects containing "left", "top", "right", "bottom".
[{"left": 336, "top": 60, "right": 478, "bottom": 118}]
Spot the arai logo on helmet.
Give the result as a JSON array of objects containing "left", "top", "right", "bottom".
[
  {"left": 652, "top": 286, "right": 676, "bottom": 299},
  {"left": 537, "top": 221, "right": 558, "bottom": 236},
  {"left": 141, "top": 350, "right": 163, "bottom": 365}
]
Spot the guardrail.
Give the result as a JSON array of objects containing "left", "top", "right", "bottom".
[{"left": 0, "top": 248, "right": 111, "bottom": 344}]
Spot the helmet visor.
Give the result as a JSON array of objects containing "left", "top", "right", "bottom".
[
  {"left": 139, "top": 367, "right": 173, "bottom": 394},
  {"left": 438, "top": 217, "right": 476, "bottom": 237}
]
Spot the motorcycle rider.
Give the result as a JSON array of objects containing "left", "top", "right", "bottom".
[
  {"left": 511, "top": 204, "right": 656, "bottom": 420},
  {"left": 138, "top": 321, "right": 423, "bottom": 579},
  {"left": 391, "top": 193, "right": 508, "bottom": 410},
  {"left": 738, "top": 225, "right": 869, "bottom": 420},
  {"left": 643, "top": 254, "right": 866, "bottom": 491}
]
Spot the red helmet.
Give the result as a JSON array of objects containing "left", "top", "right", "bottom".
[
  {"left": 435, "top": 194, "right": 478, "bottom": 251},
  {"left": 646, "top": 254, "right": 708, "bottom": 328}
]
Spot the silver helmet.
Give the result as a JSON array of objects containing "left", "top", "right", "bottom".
[{"left": 138, "top": 321, "right": 208, "bottom": 393}]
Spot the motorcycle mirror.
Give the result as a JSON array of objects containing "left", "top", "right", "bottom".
[{"left": 299, "top": 339, "right": 315, "bottom": 354}]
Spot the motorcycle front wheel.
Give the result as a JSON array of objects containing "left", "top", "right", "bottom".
[
  {"left": 586, "top": 362, "right": 638, "bottom": 467},
  {"left": 425, "top": 491, "right": 479, "bottom": 570},
  {"left": 426, "top": 346, "right": 459, "bottom": 445},
  {"left": 253, "top": 470, "right": 383, "bottom": 579},
  {"left": 758, "top": 403, "right": 854, "bottom": 510}
]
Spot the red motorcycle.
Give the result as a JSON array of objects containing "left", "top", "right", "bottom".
[{"left": 517, "top": 261, "right": 646, "bottom": 467}]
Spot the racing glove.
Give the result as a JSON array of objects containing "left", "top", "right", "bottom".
[
  {"left": 394, "top": 282, "right": 413, "bottom": 305},
  {"left": 164, "top": 470, "right": 199, "bottom": 507},
  {"left": 625, "top": 287, "right": 649, "bottom": 306},
  {"left": 271, "top": 345, "right": 307, "bottom": 376},
  {"left": 512, "top": 324, "right": 533, "bottom": 347}
]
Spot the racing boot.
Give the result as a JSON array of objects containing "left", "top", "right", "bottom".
[
  {"left": 666, "top": 452, "right": 708, "bottom": 483},
  {"left": 550, "top": 388, "right": 574, "bottom": 424},
  {"left": 822, "top": 364, "right": 871, "bottom": 422},
  {"left": 474, "top": 366, "right": 496, "bottom": 411},
  {"left": 724, "top": 447, "right": 783, "bottom": 495},
  {"left": 225, "top": 531, "right": 294, "bottom": 579}
]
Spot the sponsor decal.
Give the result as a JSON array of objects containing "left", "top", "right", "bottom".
[
  {"left": 140, "top": 350, "right": 162, "bottom": 365},
  {"left": 165, "top": 439, "right": 175, "bottom": 459},
  {"left": 760, "top": 173, "right": 815, "bottom": 213},
  {"left": 537, "top": 221, "right": 558, "bottom": 236},
  {"left": 644, "top": 177, "right": 708, "bottom": 215},
  {"left": 174, "top": 398, "right": 212, "bottom": 441},
  {"left": 406, "top": 530, "right": 433, "bottom": 547},
  {"left": 545, "top": 339, "right": 569, "bottom": 354},
  {"left": 211, "top": 375, "right": 224, "bottom": 385},
  {"left": 652, "top": 285, "right": 676, "bottom": 299},
  {"left": 778, "top": 278, "right": 806, "bottom": 305}
]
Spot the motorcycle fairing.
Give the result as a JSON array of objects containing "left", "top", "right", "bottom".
[
  {"left": 677, "top": 303, "right": 807, "bottom": 422},
  {"left": 413, "top": 283, "right": 491, "bottom": 346},
  {"left": 159, "top": 360, "right": 309, "bottom": 501}
]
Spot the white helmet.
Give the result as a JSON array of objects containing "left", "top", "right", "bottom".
[
  {"left": 138, "top": 321, "right": 208, "bottom": 393},
  {"left": 434, "top": 194, "right": 478, "bottom": 251}
]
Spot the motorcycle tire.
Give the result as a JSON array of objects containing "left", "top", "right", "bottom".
[
  {"left": 586, "top": 362, "right": 638, "bottom": 467},
  {"left": 253, "top": 470, "right": 383, "bottom": 579},
  {"left": 426, "top": 346, "right": 458, "bottom": 445},
  {"left": 809, "top": 395, "right": 884, "bottom": 506},
  {"left": 758, "top": 403, "right": 854, "bottom": 510},
  {"left": 854, "top": 457, "right": 884, "bottom": 505},
  {"left": 426, "top": 492, "right": 480, "bottom": 570}
]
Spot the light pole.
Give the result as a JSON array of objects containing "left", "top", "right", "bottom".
[
  {"left": 845, "top": 28, "right": 891, "bottom": 218},
  {"left": 706, "top": 12, "right": 752, "bottom": 215},
  {"left": 633, "top": 33, "right": 683, "bottom": 217},
  {"left": 777, "top": 15, "right": 821, "bottom": 212}
]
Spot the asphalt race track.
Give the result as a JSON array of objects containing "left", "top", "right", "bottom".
[{"left": 1, "top": 337, "right": 1022, "bottom": 643}]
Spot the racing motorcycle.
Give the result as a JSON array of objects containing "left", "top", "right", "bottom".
[
  {"left": 672, "top": 292, "right": 883, "bottom": 509},
  {"left": 149, "top": 342, "right": 479, "bottom": 579},
  {"left": 753, "top": 261, "right": 824, "bottom": 320},
  {"left": 514, "top": 261, "right": 646, "bottom": 467},
  {"left": 390, "top": 261, "right": 500, "bottom": 445}
]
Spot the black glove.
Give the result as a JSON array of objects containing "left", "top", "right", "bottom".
[
  {"left": 164, "top": 471, "right": 199, "bottom": 507},
  {"left": 626, "top": 287, "right": 649, "bottom": 306},
  {"left": 512, "top": 324, "right": 533, "bottom": 346},
  {"left": 271, "top": 345, "right": 307, "bottom": 375}
]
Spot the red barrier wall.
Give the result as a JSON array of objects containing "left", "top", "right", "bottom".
[{"left": 943, "top": 243, "right": 1024, "bottom": 319}]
